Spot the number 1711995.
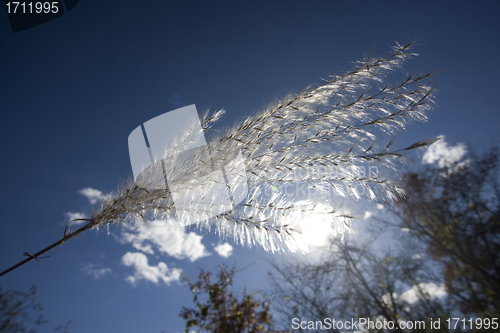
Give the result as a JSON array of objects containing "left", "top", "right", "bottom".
[
  {"left": 446, "top": 318, "right": 498, "bottom": 330},
  {"left": 5, "top": 2, "right": 59, "bottom": 14}
]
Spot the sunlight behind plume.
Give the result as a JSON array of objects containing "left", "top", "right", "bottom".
[{"left": 290, "top": 201, "right": 350, "bottom": 251}]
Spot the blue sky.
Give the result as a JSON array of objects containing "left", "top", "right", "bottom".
[{"left": 0, "top": 1, "right": 499, "bottom": 332}]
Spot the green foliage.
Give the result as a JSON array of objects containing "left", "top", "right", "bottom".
[{"left": 180, "top": 265, "right": 275, "bottom": 333}]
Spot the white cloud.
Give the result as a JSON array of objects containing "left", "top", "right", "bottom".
[
  {"left": 81, "top": 262, "right": 112, "bottom": 279},
  {"left": 399, "top": 282, "right": 447, "bottom": 305},
  {"left": 411, "top": 253, "right": 424, "bottom": 260},
  {"left": 79, "top": 187, "right": 109, "bottom": 204},
  {"left": 121, "top": 252, "right": 182, "bottom": 285},
  {"left": 381, "top": 282, "right": 446, "bottom": 312},
  {"left": 214, "top": 242, "right": 233, "bottom": 258},
  {"left": 63, "top": 212, "right": 87, "bottom": 225},
  {"left": 119, "top": 220, "right": 210, "bottom": 262},
  {"left": 422, "top": 135, "right": 467, "bottom": 169},
  {"left": 381, "top": 292, "right": 398, "bottom": 310}
]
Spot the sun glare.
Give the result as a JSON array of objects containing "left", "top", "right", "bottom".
[{"left": 290, "top": 202, "right": 349, "bottom": 251}]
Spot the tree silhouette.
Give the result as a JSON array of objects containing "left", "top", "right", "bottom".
[
  {"left": 269, "top": 236, "right": 452, "bottom": 333},
  {"left": 0, "top": 285, "right": 70, "bottom": 333},
  {"left": 396, "top": 148, "right": 500, "bottom": 318},
  {"left": 268, "top": 147, "right": 500, "bottom": 332}
]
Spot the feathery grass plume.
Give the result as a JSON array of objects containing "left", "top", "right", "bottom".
[
  {"left": 88, "top": 41, "right": 437, "bottom": 252},
  {"left": 0, "top": 41, "right": 438, "bottom": 277}
]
